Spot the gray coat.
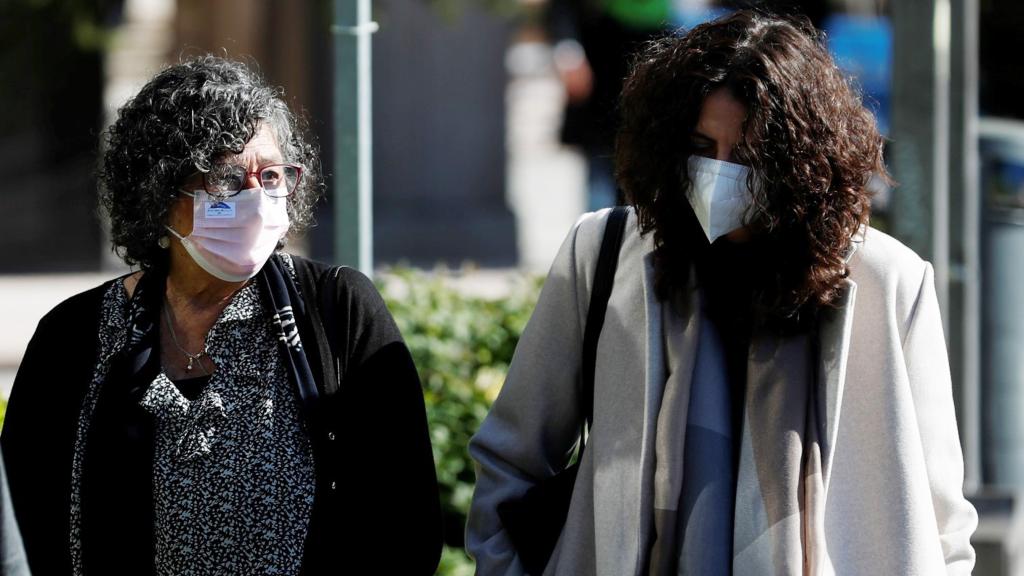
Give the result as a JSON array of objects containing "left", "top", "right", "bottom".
[{"left": 467, "top": 208, "right": 977, "bottom": 575}]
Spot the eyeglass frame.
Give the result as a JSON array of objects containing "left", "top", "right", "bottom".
[{"left": 185, "top": 162, "right": 304, "bottom": 199}]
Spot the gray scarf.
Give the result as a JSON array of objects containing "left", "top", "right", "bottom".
[{"left": 649, "top": 296, "right": 830, "bottom": 576}]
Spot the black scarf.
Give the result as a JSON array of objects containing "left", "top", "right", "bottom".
[{"left": 78, "top": 254, "right": 319, "bottom": 574}]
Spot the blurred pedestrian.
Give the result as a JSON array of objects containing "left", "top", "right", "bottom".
[
  {"left": 1, "top": 56, "right": 442, "bottom": 575},
  {"left": 548, "top": 0, "right": 670, "bottom": 210},
  {"left": 469, "top": 10, "right": 976, "bottom": 575}
]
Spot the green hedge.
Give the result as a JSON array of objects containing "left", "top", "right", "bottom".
[{"left": 378, "top": 268, "right": 542, "bottom": 574}]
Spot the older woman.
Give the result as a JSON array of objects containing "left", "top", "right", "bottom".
[
  {"left": 2, "top": 56, "right": 442, "bottom": 575},
  {"left": 468, "top": 11, "right": 977, "bottom": 576}
]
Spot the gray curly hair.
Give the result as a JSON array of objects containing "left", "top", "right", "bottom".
[{"left": 99, "top": 55, "right": 322, "bottom": 270}]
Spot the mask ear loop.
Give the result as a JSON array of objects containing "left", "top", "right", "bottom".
[
  {"left": 165, "top": 225, "right": 187, "bottom": 242},
  {"left": 165, "top": 188, "right": 198, "bottom": 243}
]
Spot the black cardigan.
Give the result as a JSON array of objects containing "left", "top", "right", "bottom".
[{"left": 1, "top": 255, "right": 443, "bottom": 575}]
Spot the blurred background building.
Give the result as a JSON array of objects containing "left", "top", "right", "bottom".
[{"left": 1, "top": 0, "right": 1023, "bottom": 573}]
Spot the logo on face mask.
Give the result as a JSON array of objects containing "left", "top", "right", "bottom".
[{"left": 205, "top": 201, "right": 236, "bottom": 219}]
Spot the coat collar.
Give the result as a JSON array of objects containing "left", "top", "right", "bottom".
[
  {"left": 814, "top": 278, "right": 857, "bottom": 491},
  {"left": 818, "top": 223, "right": 863, "bottom": 487}
]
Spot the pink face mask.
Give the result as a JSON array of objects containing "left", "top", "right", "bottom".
[{"left": 166, "top": 187, "right": 290, "bottom": 282}]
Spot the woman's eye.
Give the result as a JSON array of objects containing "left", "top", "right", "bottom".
[
  {"left": 211, "top": 165, "right": 244, "bottom": 185},
  {"left": 216, "top": 174, "right": 243, "bottom": 188},
  {"left": 261, "top": 168, "right": 283, "bottom": 188},
  {"left": 208, "top": 169, "right": 244, "bottom": 193}
]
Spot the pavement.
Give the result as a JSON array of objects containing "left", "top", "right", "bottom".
[
  {"left": 0, "top": 273, "right": 116, "bottom": 397},
  {"left": 505, "top": 40, "right": 587, "bottom": 272}
]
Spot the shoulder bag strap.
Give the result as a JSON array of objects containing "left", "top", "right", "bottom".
[
  {"left": 578, "top": 206, "right": 629, "bottom": 458},
  {"left": 291, "top": 255, "right": 339, "bottom": 395},
  {"left": 317, "top": 265, "right": 343, "bottom": 389}
]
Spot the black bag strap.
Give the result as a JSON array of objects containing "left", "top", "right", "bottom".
[
  {"left": 578, "top": 206, "right": 629, "bottom": 458},
  {"left": 317, "top": 265, "right": 344, "bottom": 387},
  {"left": 291, "top": 255, "right": 340, "bottom": 396}
]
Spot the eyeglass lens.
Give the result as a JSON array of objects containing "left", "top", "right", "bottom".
[{"left": 205, "top": 164, "right": 300, "bottom": 197}]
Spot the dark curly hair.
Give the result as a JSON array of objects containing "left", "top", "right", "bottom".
[
  {"left": 99, "top": 55, "right": 321, "bottom": 270},
  {"left": 615, "top": 10, "right": 886, "bottom": 325}
]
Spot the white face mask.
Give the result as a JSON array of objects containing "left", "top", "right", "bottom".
[
  {"left": 685, "top": 155, "right": 754, "bottom": 244},
  {"left": 165, "top": 187, "right": 290, "bottom": 282}
]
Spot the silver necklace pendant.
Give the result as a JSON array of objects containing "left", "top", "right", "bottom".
[
  {"left": 164, "top": 296, "right": 208, "bottom": 375},
  {"left": 184, "top": 351, "right": 204, "bottom": 372}
]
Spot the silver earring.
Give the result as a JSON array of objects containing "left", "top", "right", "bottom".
[{"left": 158, "top": 236, "right": 170, "bottom": 249}]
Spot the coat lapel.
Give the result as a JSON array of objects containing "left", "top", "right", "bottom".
[
  {"left": 815, "top": 226, "right": 864, "bottom": 490},
  {"left": 815, "top": 278, "right": 857, "bottom": 491}
]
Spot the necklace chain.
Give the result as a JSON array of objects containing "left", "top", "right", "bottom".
[{"left": 163, "top": 297, "right": 208, "bottom": 374}]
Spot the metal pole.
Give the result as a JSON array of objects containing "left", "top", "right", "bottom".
[
  {"left": 948, "top": 0, "right": 981, "bottom": 491},
  {"left": 332, "top": 0, "right": 377, "bottom": 274},
  {"left": 893, "top": 0, "right": 980, "bottom": 490},
  {"left": 890, "top": 0, "right": 951, "bottom": 318}
]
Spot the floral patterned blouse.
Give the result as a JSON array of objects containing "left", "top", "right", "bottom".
[{"left": 69, "top": 255, "right": 316, "bottom": 576}]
